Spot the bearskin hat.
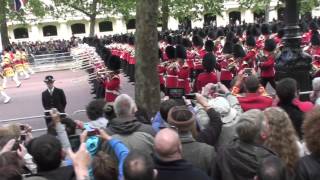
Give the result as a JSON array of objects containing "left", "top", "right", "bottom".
[
  {"left": 182, "top": 38, "right": 192, "bottom": 48},
  {"left": 226, "top": 32, "right": 235, "bottom": 42},
  {"left": 277, "top": 29, "right": 285, "bottom": 38},
  {"left": 175, "top": 35, "right": 183, "bottom": 45},
  {"left": 165, "top": 45, "right": 176, "bottom": 59},
  {"left": 233, "top": 44, "right": 246, "bottom": 58},
  {"left": 192, "top": 35, "right": 204, "bottom": 47},
  {"left": 208, "top": 30, "right": 216, "bottom": 40},
  {"left": 102, "top": 48, "right": 112, "bottom": 67},
  {"left": 222, "top": 41, "right": 234, "bottom": 54},
  {"left": 205, "top": 40, "right": 215, "bottom": 52},
  {"left": 311, "top": 34, "right": 320, "bottom": 46},
  {"left": 261, "top": 24, "right": 271, "bottom": 35},
  {"left": 128, "top": 36, "right": 134, "bottom": 45},
  {"left": 246, "top": 36, "right": 256, "bottom": 47},
  {"left": 217, "top": 28, "right": 225, "bottom": 38},
  {"left": 310, "top": 21, "right": 318, "bottom": 31},
  {"left": 166, "top": 35, "right": 174, "bottom": 45},
  {"left": 108, "top": 55, "right": 121, "bottom": 71},
  {"left": 264, "top": 39, "right": 277, "bottom": 52},
  {"left": 202, "top": 53, "right": 216, "bottom": 72},
  {"left": 175, "top": 45, "right": 187, "bottom": 59},
  {"left": 271, "top": 23, "right": 278, "bottom": 34},
  {"left": 251, "top": 26, "right": 261, "bottom": 37}
]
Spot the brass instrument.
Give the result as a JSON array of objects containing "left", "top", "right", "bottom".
[
  {"left": 311, "top": 62, "right": 320, "bottom": 77},
  {"left": 227, "top": 58, "right": 237, "bottom": 71},
  {"left": 256, "top": 50, "right": 268, "bottom": 63}
]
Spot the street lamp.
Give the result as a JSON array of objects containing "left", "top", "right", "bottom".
[{"left": 275, "top": 0, "right": 312, "bottom": 100}]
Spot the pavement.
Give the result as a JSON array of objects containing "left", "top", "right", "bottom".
[{"left": 0, "top": 69, "right": 134, "bottom": 136}]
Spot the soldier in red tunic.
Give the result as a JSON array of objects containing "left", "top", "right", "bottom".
[
  {"left": 258, "top": 39, "right": 277, "bottom": 90},
  {"left": 220, "top": 41, "right": 234, "bottom": 88},
  {"left": 195, "top": 53, "right": 218, "bottom": 92},
  {"left": 232, "top": 44, "right": 246, "bottom": 73},
  {"left": 176, "top": 45, "right": 191, "bottom": 94},
  {"left": 242, "top": 36, "right": 257, "bottom": 70},
  {"left": 164, "top": 45, "right": 178, "bottom": 89},
  {"left": 104, "top": 55, "right": 121, "bottom": 102}
]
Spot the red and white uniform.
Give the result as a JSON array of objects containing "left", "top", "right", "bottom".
[
  {"left": 219, "top": 57, "right": 235, "bottom": 81},
  {"left": 177, "top": 62, "right": 191, "bottom": 94},
  {"left": 104, "top": 74, "right": 120, "bottom": 102},
  {"left": 259, "top": 51, "right": 275, "bottom": 78},
  {"left": 165, "top": 62, "right": 179, "bottom": 89},
  {"left": 195, "top": 72, "right": 218, "bottom": 92}
]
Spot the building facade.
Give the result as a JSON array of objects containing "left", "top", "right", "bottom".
[{"left": 5, "top": 0, "right": 320, "bottom": 43}]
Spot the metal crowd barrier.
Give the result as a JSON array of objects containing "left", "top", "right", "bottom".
[{"left": 31, "top": 52, "right": 73, "bottom": 66}]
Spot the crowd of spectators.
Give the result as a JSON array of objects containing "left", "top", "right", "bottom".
[
  {"left": 9, "top": 38, "right": 80, "bottom": 55},
  {"left": 0, "top": 72, "right": 319, "bottom": 180}
]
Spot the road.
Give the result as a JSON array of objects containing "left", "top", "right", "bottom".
[{"left": 0, "top": 70, "right": 134, "bottom": 136}]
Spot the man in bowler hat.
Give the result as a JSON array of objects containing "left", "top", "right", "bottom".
[{"left": 41, "top": 75, "right": 67, "bottom": 125}]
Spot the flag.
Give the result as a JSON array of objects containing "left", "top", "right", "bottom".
[{"left": 13, "top": 0, "right": 28, "bottom": 11}]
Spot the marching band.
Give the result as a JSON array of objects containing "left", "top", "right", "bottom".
[{"left": 0, "top": 47, "right": 35, "bottom": 104}]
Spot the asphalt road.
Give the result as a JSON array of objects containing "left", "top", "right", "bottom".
[{"left": 0, "top": 70, "right": 134, "bottom": 136}]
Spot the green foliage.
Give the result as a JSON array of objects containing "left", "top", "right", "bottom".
[
  {"left": 167, "top": 0, "right": 223, "bottom": 21},
  {"left": 1, "top": 0, "right": 46, "bottom": 22},
  {"left": 238, "top": 0, "right": 320, "bottom": 15},
  {"left": 300, "top": 0, "right": 320, "bottom": 14}
]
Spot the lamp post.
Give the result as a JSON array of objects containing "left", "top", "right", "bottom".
[{"left": 275, "top": 0, "right": 312, "bottom": 100}]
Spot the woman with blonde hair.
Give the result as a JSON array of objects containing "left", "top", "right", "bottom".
[{"left": 263, "top": 107, "right": 300, "bottom": 175}]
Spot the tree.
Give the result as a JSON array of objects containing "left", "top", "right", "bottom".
[
  {"left": 135, "top": 0, "right": 160, "bottom": 117},
  {"left": 238, "top": 0, "right": 320, "bottom": 22},
  {"left": 160, "top": 0, "right": 223, "bottom": 30},
  {"left": 52, "top": 0, "right": 116, "bottom": 37},
  {"left": 0, "top": 0, "right": 45, "bottom": 49}
]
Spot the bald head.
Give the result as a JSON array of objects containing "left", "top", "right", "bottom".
[{"left": 154, "top": 128, "right": 182, "bottom": 161}]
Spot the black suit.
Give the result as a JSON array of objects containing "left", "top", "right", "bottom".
[{"left": 42, "top": 87, "right": 67, "bottom": 125}]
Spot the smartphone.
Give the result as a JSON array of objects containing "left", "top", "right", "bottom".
[
  {"left": 185, "top": 93, "right": 196, "bottom": 99},
  {"left": 69, "top": 135, "right": 81, "bottom": 152},
  {"left": 167, "top": 88, "right": 185, "bottom": 99},
  {"left": 20, "top": 134, "right": 26, "bottom": 142},
  {"left": 244, "top": 68, "right": 253, "bottom": 76},
  {"left": 87, "top": 129, "right": 100, "bottom": 137}
]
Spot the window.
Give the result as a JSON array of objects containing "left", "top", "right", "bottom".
[
  {"left": 43, "top": 25, "right": 58, "bottom": 36},
  {"left": 13, "top": 28, "right": 29, "bottom": 39},
  {"left": 126, "top": 19, "right": 136, "bottom": 30},
  {"left": 229, "top": 11, "right": 241, "bottom": 24},
  {"left": 99, "top": 21, "right": 113, "bottom": 32},
  {"left": 204, "top": 14, "right": 216, "bottom": 26},
  {"left": 71, "top": 23, "right": 86, "bottom": 34}
]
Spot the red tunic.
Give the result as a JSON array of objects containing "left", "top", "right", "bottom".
[
  {"left": 195, "top": 72, "right": 218, "bottom": 92},
  {"left": 104, "top": 74, "right": 120, "bottom": 102},
  {"left": 158, "top": 64, "right": 166, "bottom": 86},
  {"left": 219, "top": 58, "right": 234, "bottom": 81},
  {"left": 259, "top": 51, "right": 275, "bottom": 78},
  {"left": 237, "top": 93, "right": 273, "bottom": 112},
  {"left": 165, "top": 63, "right": 179, "bottom": 88},
  {"left": 242, "top": 49, "right": 257, "bottom": 69},
  {"left": 177, "top": 63, "right": 191, "bottom": 94}
]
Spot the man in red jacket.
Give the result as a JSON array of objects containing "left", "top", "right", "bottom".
[{"left": 231, "top": 74, "right": 273, "bottom": 112}]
